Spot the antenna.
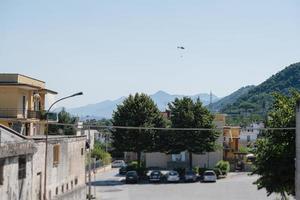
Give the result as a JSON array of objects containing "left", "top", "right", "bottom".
[{"left": 209, "top": 91, "right": 213, "bottom": 111}]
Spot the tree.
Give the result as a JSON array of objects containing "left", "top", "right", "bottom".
[
  {"left": 253, "top": 90, "right": 300, "bottom": 199},
  {"left": 111, "top": 93, "right": 166, "bottom": 167},
  {"left": 48, "top": 108, "right": 78, "bottom": 135},
  {"left": 168, "top": 97, "right": 219, "bottom": 169}
]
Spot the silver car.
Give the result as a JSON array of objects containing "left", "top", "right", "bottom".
[
  {"left": 111, "top": 160, "right": 125, "bottom": 168},
  {"left": 202, "top": 170, "right": 217, "bottom": 182}
]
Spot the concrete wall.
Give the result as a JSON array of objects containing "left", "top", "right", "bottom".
[
  {"left": 32, "top": 136, "right": 86, "bottom": 200},
  {"left": 0, "top": 155, "right": 34, "bottom": 200}
]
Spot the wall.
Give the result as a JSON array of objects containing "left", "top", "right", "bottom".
[
  {"left": 32, "top": 136, "right": 86, "bottom": 200},
  {"left": 0, "top": 155, "right": 34, "bottom": 200}
]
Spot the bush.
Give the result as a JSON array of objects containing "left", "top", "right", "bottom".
[
  {"left": 192, "top": 167, "right": 199, "bottom": 174},
  {"left": 91, "top": 143, "right": 112, "bottom": 165},
  {"left": 213, "top": 168, "right": 222, "bottom": 178},
  {"left": 198, "top": 167, "right": 209, "bottom": 176},
  {"left": 215, "top": 160, "right": 230, "bottom": 175}
]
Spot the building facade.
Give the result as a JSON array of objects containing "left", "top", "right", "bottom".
[
  {"left": 0, "top": 124, "right": 36, "bottom": 200},
  {"left": 0, "top": 74, "right": 57, "bottom": 136}
]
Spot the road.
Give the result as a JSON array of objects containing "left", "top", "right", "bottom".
[{"left": 90, "top": 169, "right": 286, "bottom": 200}]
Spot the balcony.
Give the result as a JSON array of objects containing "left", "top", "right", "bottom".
[{"left": 0, "top": 109, "right": 57, "bottom": 121}]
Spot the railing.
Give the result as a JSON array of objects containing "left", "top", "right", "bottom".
[{"left": 0, "top": 108, "right": 57, "bottom": 121}]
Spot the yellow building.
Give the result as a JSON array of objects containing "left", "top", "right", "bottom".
[
  {"left": 0, "top": 74, "right": 57, "bottom": 136},
  {"left": 223, "top": 126, "right": 241, "bottom": 161}
]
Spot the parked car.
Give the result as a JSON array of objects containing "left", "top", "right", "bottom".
[
  {"left": 126, "top": 171, "right": 139, "bottom": 184},
  {"left": 112, "top": 160, "right": 126, "bottom": 168},
  {"left": 184, "top": 170, "right": 197, "bottom": 182},
  {"left": 119, "top": 165, "right": 127, "bottom": 175},
  {"left": 202, "top": 170, "right": 217, "bottom": 182},
  {"left": 149, "top": 170, "right": 162, "bottom": 182},
  {"left": 167, "top": 171, "right": 180, "bottom": 183}
]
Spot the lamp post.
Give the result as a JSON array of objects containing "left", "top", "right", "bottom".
[{"left": 43, "top": 92, "right": 83, "bottom": 200}]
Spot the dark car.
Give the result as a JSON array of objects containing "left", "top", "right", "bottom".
[
  {"left": 149, "top": 170, "right": 162, "bottom": 182},
  {"left": 184, "top": 170, "right": 197, "bottom": 182},
  {"left": 126, "top": 171, "right": 139, "bottom": 184},
  {"left": 119, "top": 165, "right": 127, "bottom": 175}
]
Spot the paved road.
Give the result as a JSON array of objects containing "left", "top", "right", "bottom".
[{"left": 90, "top": 169, "right": 286, "bottom": 200}]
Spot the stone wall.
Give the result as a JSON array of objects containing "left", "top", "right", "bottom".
[{"left": 32, "top": 136, "right": 86, "bottom": 200}]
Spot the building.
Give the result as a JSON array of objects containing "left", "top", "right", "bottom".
[
  {"left": 144, "top": 114, "right": 226, "bottom": 169},
  {"left": 240, "top": 122, "right": 264, "bottom": 147},
  {"left": 0, "top": 74, "right": 57, "bottom": 136},
  {"left": 0, "top": 74, "right": 87, "bottom": 200},
  {"left": 223, "top": 126, "right": 241, "bottom": 161},
  {"left": 30, "top": 135, "right": 86, "bottom": 200},
  {"left": 0, "top": 124, "right": 36, "bottom": 200}
]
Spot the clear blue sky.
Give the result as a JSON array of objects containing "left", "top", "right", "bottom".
[{"left": 1, "top": 0, "right": 299, "bottom": 108}]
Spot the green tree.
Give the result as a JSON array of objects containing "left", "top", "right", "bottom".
[
  {"left": 168, "top": 97, "right": 219, "bottom": 169},
  {"left": 48, "top": 108, "right": 78, "bottom": 135},
  {"left": 253, "top": 90, "right": 300, "bottom": 199},
  {"left": 91, "top": 141, "right": 112, "bottom": 165},
  {"left": 111, "top": 93, "right": 166, "bottom": 167}
]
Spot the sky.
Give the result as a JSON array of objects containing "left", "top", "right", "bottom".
[{"left": 0, "top": 0, "right": 299, "bottom": 108}]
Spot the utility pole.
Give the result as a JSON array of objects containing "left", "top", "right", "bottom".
[{"left": 88, "top": 125, "right": 92, "bottom": 200}]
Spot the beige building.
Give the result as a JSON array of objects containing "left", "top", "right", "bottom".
[
  {"left": 0, "top": 74, "right": 87, "bottom": 200},
  {"left": 0, "top": 74, "right": 57, "bottom": 136}
]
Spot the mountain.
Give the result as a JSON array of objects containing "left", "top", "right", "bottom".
[
  {"left": 221, "top": 62, "right": 300, "bottom": 114},
  {"left": 67, "top": 91, "right": 220, "bottom": 119},
  {"left": 210, "top": 85, "right": 255, "bottom": 112}
]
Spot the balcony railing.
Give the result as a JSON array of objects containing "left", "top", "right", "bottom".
[{"left": 0, "top": 109, "right": 57, "bottom": 121}]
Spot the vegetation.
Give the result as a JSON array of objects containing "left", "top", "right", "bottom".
[
  {"left": 210, "top": 85, "right": 255, "bottom": 112},
  {"left": 111, "top": 93, "right": 167, "bottom": 167},
  {"left": 91, "top": 141, "right": 112, "bottom": 165},
  {"left": 48, "top": 108, "right": 78, "bottom": 135},
  {"left": 253, "top": 90, "right": 300, "bottom": 199},
  {"left": 215, "top": 160, "right": 230, "bottom": 175},
  {"left": 168, "top": 97, "right": 219, "bottom": 169},
  {"left": 220, "top": 62, "right": 300, "bottom": 126}
]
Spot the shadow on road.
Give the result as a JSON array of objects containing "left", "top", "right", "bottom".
[{"left": 91, "top": 180, "right": 124, "bottom": 186}]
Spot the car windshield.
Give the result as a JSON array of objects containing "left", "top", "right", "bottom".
[
  {"left": 186, "top": 171, "right": 195, "bottom": 175},
  {"left": 151, "top": 171, "right": 160, "bottom": 175},
  {"left": 204, "top": 171, "right": 215, "bottom": 176},
  {"left": 169, "top": 171, "right": 178, "bottom": 176},
  {"left": 127, "top": 171, "right": 137, "bottom": 176}
]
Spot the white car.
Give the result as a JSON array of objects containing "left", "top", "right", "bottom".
[
  {"left": 167, "top": 171, "right": 180, "bottom": 183},
  {"left": 111, "top": 160, "right": 125, "bottom": 168},
  {"left": 202, "top": 170, "right": 217, "bottom": 182}
]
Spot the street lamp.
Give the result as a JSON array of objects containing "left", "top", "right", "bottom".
[{"left": 43, "top": 92, "right": 83, "bottom": 200}]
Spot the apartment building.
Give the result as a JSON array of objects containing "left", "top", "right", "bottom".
[{"left": 0, "top": 74, "right": 57, "bottom": 136}]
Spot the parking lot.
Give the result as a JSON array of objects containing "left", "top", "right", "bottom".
[{"left": 90, "top": 169, "right": 284, "bottom": 200}]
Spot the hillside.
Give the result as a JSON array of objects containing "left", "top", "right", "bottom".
[
  {"left": 210, "top": 85, "right": 255, "bottom": 112},
  {"left": 221, "top": 62, "right": 300, "bottom": 115},
  {"left": 67, "top": 90, "right": 220, "bottom": 119}
]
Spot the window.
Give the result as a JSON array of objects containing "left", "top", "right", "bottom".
[
  {"left": 247, "top": 135, "right": 251, "bottom": 142},
  {"left": 81, "top": 148, "right": 84, "bottom": 156},
  {"left": 0, "top": 159, "right": 4, "bottom": 185},
  {"left": 61, "top": 185, "right": 64, "bottom": 193},
  {"left": 71, "top": 181, "right": 73, "bottom": 189},
  {"left": 66, "top": 183, "right": 69, "bottom": 191},
  {"left": 53, "top": 145, "right": 60, "bottom": 166},
  {"left": 18, "top": 156, "right": 26, "bottom": 179},
  {"left": 75, "top": 177, "right": 78, "bottom": 185},
  {"left": 55, "top": 187, "right": 58, "bottom": 195}
]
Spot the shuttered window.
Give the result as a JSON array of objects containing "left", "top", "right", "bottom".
[
  {"left": 53, "top": 145, "right": 60, "bottom": 167},
  {"left": 0, "top": 159, "right": 4, "bottom": 185},
  {"left": 18, "top": 156, "right": 26, "bottom": 179}
]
